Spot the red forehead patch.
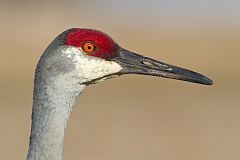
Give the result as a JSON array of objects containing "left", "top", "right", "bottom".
[{"left": 65, "top": 28, "right": 119, "bottom": 59}]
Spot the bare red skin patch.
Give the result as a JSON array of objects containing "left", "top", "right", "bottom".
[{"left": 65, "top": 28, "right": 119, "bottom": 59}]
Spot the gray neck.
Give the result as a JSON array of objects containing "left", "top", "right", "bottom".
[
  {"left": 26, "top": 40, "right": 87, "bottom": 160},
  {"left": 26, "top": 79, "right": 85, "bottom": 160}
]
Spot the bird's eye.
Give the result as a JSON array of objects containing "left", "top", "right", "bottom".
[{"left": 83, "top": 42, "right": 95, "bottom": 53}]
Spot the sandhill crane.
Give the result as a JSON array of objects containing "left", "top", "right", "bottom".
[{"left": 26, "top": 28, "right": 213, "bottom": 160}]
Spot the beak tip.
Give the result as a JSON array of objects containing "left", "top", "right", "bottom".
[
  {"left": 207, "top": 79, "right": 214, "bottom": 85},
  {"left": 201, "top": 76, "right": 214, "bottom": 85}
]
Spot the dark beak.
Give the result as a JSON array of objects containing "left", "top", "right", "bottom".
[{"left": 111, "top": 48, "right": 213, "bottom": 85}]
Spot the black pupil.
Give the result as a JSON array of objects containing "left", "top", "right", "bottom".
[{"left": 88, "top": 45, "right": 92, "bottom": 50}]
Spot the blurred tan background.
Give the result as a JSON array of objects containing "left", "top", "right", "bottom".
[{"left": 0, "top": 0, "right": 240, "bottom": 160}]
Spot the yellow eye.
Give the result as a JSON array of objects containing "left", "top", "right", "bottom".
[{"left": 83, "top": 42, "right": 95, "bottom": 53}]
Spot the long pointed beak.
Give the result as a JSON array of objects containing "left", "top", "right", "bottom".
[{"left": 111, "top": 48, "right": 213, "bottom": 85}]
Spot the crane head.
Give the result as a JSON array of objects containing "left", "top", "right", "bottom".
[{"left": 45, "top": 28, "right": 213, "bottom": 85}]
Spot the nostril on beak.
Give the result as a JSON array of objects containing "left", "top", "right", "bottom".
[
  {"left": 142, "top": 59, "right": 166, "bottom": 70},
  {"left": 141, "top": 58, "right": 176, "bottom": 73},
  {"left": 142, "top": 61, "right": 155, "bottom": 67}
]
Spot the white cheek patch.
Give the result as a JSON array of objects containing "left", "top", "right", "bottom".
[{"left": 63, "top": 47, "right": 123, "bottom": 83}]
